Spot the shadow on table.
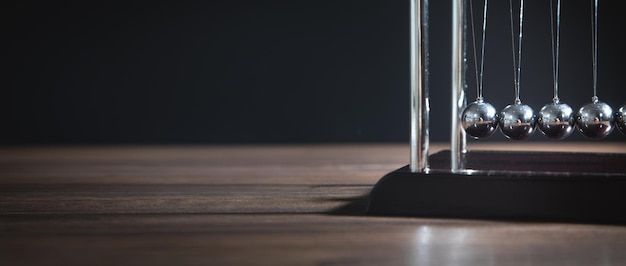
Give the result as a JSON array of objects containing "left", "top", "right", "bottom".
[{"left": 326, "top": 194, "right": 371, "bottom": 216}]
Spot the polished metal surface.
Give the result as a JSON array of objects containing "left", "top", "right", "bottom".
[
  {"left": 537, "top": 102, "right": 575, "bottom": 140},
  {"left": 461, "top": 99, "right": 498, "bottom": 139},
  {"left": 616, "top": 104, "right": 626, "bottom": 135},
  {"left": 576, "top": 99, "right": 614, "bottom": 139},
  {"left": 451, "top": 0, "right": 467, "bottom": 171},
  {"left": 499, "top": 103, "right": 537, "bottom": 140},
  {"left": 410, "top": 0, "right": 430, "bottom": 172}
]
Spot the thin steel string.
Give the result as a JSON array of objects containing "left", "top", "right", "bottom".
[
  {"left": 469, "top": 0, "right": 488, "bottom": 101},
  {"left": 515, "top": 0, "right": 524, "bottom": 103},
  {"left": 469, "top": 0, "right": 480, "bottom": 100},
  {"left": 509, "top": 0, "right": 525, "bottom": 103},
  {"left": 509, "top": 0, "right": 517, "bottom": 98},
  {"left": 479, "top": 0, "right": 488, "bottom": 100},
  {"left": 550, "top": 0, "right": 561, "bottom": 103},
  {"left": 591, "top": 0, "right": 598, "bottom": 100}
]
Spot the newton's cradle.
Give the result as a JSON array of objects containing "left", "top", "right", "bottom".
[{"left": 367, "top": 0, "right": 626, "bottom": 223}]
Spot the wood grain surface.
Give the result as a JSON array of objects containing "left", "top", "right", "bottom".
[{"left": 1, "top": 143, "right": 626, "bottom": 265}]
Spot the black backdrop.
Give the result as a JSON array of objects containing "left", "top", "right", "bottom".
[{"left": 1, "top": 1, "right": 624, "bottom": 145}]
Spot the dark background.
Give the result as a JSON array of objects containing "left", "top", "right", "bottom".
[{"left": 1, "top": 1, "right": 624, "bottom": 145}]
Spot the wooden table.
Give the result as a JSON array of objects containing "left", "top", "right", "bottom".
[{"left": 1, "top": 143, "right": 626, "bottom": 265}]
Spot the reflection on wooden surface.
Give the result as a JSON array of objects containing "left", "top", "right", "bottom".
[{"left": 1, "top": 143, "right": 625, "bottom": 265}]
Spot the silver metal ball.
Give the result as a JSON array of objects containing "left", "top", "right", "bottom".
[
  {"left": 614, "top": 104, "right": 626, "bottom": 135},
  {"left": 461, "top": 100, "right": 499, "bottom": 139},
  {"left": 537, "top": 102, "right": 575, "bottom": 140},
  {"left": 576, "top": 100, "right": 614, "bottom": 139},
  {"left": 499, "top": 103, "right": 537, "bottom": 140}
]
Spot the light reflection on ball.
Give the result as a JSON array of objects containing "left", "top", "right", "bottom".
[
  {"left": 537, "top": 102, "right": 575, "bottom": 140},
  {"left": 499, "top": 103, "right": 537, "bottom": 140},
  {"left": 461, "top": 100, "right": 499, "bottom": 139},
  {"left": 615, "top": 104, "right": 626, "bottom": 135},
  {"left": 576, "top": 100, "right": 614, "bottom": 139}
]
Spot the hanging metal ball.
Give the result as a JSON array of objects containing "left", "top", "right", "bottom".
[
  {"left": 576, "top": 97, "right": 614, "bottom": 139},
  {"left": 461, "top": 99, "right": 499, "bottom": 139},
  {"left": 614, "top": 103, "right": 626, "bottom": 135},
  {"left": 499, "top": 101, "right": 536, "bottom": 140},
  {"left": 537, "top": 100, "right": 575, "bottom": 140}
]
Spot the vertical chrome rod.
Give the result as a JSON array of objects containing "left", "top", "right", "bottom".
[
  {"left": 451, "top": 0, "right": 467, "bottom": 171},
  {"left": 410, "top": 0, "right": 430, "bottom": 172}
]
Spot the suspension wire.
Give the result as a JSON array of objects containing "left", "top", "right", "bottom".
[
  {"left": 515, "top": 0, "right": 524, "bottom": 103},
  {"left": 509, "top": 0, "right": 525, "bottom": 104},
  {"left": 469, "top": 0, "right": 480, "bottom": 100},
  {"left": 591, "top": 0, "right": 598, "bottom": 101},
  {"left": 550, "top": 0, "right": 561, "bottom": 103},
  {"left": 469, "top": 0, "right": 488, "bottom": 101},
  {"left": 509, "top": 0, "right": 518, "bottom": 100},
  {"left": 478, "top": 0, "right": 488, "bottom": 100}
]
